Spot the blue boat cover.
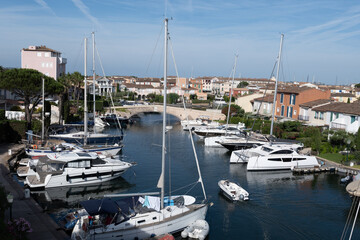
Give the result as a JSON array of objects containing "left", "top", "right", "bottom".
[{"left": 81, "top": 197, "right": 139, "bottom": 216}]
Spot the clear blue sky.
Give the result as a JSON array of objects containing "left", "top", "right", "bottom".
[{"left": 1, "top": 0, "right": 360, "bottom": 85}]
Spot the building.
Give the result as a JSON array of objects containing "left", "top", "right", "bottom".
[
  {"left": 331, "top": 92, "right": 356, "bottom": 103},
  {"left": 275, "top": 86, "right": 331, "bottom": 120},
  {"left": 251, "top": 95, "right": 274, "bottom": 116},
  {"left": 21, "top": 45, "right": 66, "bottom": 80},
  {"left": 298, "top": 99, "right": 332, "bottom": 125}
]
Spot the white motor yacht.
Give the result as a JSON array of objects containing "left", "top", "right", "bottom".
[
  {"left": 230, "top": 143, "right": 304, "bottom": 164},
  {"left": 193, "top": 122, "right": 245, "bottom": 138},
  {"left": 181, "top": 117, "right": 219, "bottom": 131},
  {"left": 24, "top": 152, "right": 133, "bottom": 189},
  {"left": 247, "top": 152, "right": 319, "bottom": 171}
]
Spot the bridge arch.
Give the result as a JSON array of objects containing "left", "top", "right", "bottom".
[{"left": 111, "top": 105, "right": 225, "bottom": 121}]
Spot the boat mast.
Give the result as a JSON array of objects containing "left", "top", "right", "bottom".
[
  {"left": 92, "top": 32, "right": 96, "bottom": 134},
  {"left": 158, "top": 18, "right": 168, "bottom": 210},
  {"left": 84, "top": 37, "right": 88, "bottom": 145},
  {"left": 41, "top": 77, "right": 44, "bottom": 142},
  {"left": 225, "top": 55, "right": 238, "bottom": 135},
  {"left": 270, "top": 34, "right": 284, "bottom": 136}
]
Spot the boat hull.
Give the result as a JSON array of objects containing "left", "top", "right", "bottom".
[
  {"left": 247, "top": 155, "right": 320, "bottom": 171},
  {"left": 72, "top": 204, "right": 208, "bottom": 240}
]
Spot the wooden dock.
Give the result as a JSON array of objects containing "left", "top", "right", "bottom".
[{"left": 292, "top": 166, "right": 336, "bottom": 175}]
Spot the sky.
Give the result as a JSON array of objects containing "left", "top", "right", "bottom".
[{"left": 1, "top": 0, "right": 360, "bottom": 85}]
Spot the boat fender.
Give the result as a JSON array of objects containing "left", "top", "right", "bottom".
[
  {"left": 240, "top": 194, "right": 244, "bottom": 200},
  {"left": 66, "top": 175, "right": 69, "bottom": 182},
  {"left": 82, "top": 172, "right": 85, "bottom": 179},
  {"left": 96, "top": 171, "right": 100, "bottom": 178},
  {"left": 181, "top": 227, "right": 189, "bottom": 238},
  {"left": 111, "top": 170, "right": 114, "bottom": 176}
]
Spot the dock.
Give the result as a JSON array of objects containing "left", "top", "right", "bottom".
[{"left": 0, "top": 143, "right": 68, "bottom": 240}]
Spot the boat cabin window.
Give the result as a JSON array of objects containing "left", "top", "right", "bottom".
[
  {"left": 92, "top": 158, "right": 107, "bottom": 165},
  {"left": 261, "top": 147, "right": 274, "bottom": 152},
  {"left": 271, "top": 150, "right": 294, "bottom": 155},
  {"left": 293, "top": 158, "right": 306, "bottom": 161},
  {"left": 66, "top": 160, "right": 91, "bottom": 168},
  {"left": 268, "top": 158, "right": 282, "bottom": 161},
  {"left": 282, "top": 158, "right": 292, "bottom": 162}
]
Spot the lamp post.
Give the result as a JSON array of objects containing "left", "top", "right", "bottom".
[
  {"left": 6, "top": 193, "right": 13, "bottom": 220},
  {"left": 346, "top": 139, "right": 351, "bottom": 163}
]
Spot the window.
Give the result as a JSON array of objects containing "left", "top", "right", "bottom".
[
  {"left": 351, "top": 116, "right": 356, "bottom": 123},
  {"left": 289, "top": 94, "right": 296, "bottom": 105},
  {"left": 282, "top": 158, "right": 292, "bottom": 162},
  {"left": 50, "top": 63, "right": 53, "bottom": 68},
  {"left": 41, "top": 63, "right": 45, "bottom": 67},
  {"left": 45, "top": 52, "right": 50, "bottom": 57},
  {"left": 320, "top": 112, "right": 324, "bottom": 120},
  {"left": 37, "top": 52, "right": 41, "bottom": 57},
  {"left": 280, "top": 93, "right": 284, "bottom": 103},
  {"left": 268, "top": 158, "right": 282, "bottom": 162},
  {"left": 281, "top": 106, "right": 284, "bottom": 116},
  {"left": 271, "top": 150, "right": 294, "bottom": 154},
  {"left": 315, "top": 112, "right": 318, "bottom": 119}
]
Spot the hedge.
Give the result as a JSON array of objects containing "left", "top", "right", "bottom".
[{"left": 0, "top": 120, "right": 26, "bottom": 143}]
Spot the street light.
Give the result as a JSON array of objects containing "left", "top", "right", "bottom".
[
  {"left": 6, "top": 193, "right": 13, "bottom": 220},
  {"left": 346, "top": 139, "right": 352, "bottom": 163}
]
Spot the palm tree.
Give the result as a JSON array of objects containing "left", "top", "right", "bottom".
[
  {"left": 58, "top": 73, "right": 73, "bottom": 124},
  {"left": 69, "top": 72, "right": 84, "bottom": 107}
]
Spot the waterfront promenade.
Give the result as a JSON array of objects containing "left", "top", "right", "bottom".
[{"left": 0, "top": 143, "right": 68, "bottom": 240}]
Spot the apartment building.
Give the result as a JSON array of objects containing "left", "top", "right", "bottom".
[
  {"left": 275, "top": 86, "right": 331, "bottom": 120},
  {"left": 21, "top": 45, "right": 66, "bottom": 80}
]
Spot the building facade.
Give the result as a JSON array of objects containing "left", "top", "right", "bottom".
[{"left": 21, "top": 45, "right": 66, "bottom": 80}]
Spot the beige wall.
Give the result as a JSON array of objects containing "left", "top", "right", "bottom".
[{"left": 235, "top": 93, "right": 263, "bottom": 113}]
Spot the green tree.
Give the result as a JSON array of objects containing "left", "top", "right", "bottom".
[
  {"left": 0, "top": 68, "right": 63, "bottom": 129},
  {"left": 221, "top": 104, "right": 245, "bottom": 118},
  {"left": 237, "top": 81, "right": 249, "bottom": 88},
  {"left": 354, "top": 128, "right": 360, "bottom": 151},
  {"left": 69, "top": 72, "right": 83, "bottom": 106},
  {"left": 58, "top": 74, "right": 73, "bottom": 124},
  {"left": 355, "top": 83, "right": 360, "bottom": 88},
  {"left": 167, "top": 93, "right": 179, "bottom": 104}
]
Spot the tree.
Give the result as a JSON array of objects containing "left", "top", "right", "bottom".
[
  {"left": 0, "top": 68, "right": 63, "bottom": 129},
  {"left": 355, "top": 128, "right": 360, "bottom": 151},
  {"left": 355, "top": 83, "right": 360, "bottom": 88},
  {"left": 237, "top": 81, "right": 249, "bottom": 88},
  {"left": 167, "top": 93, "right": 179, "bottom": 104},
  {"left": 221, "top": 104, "right": 245, "bottom": 118},
  {"left": 58, "top": 74, "right": 73, "bottom": 124},
  {"left": 69, "top": 72, "right": 83, "bottom": 106}
]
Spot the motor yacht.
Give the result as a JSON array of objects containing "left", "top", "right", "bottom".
[{"left": 24, "top": 152, "right": 133, "bottom": 189}]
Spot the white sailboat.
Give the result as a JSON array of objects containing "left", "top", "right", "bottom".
[
  {"left": 49, "top": 34, "right": 122, "bottom": 145},
  {"left": 71, "top": 18, "right": 209, "bottom": 240}
]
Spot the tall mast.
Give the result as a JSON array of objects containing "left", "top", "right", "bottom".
[
  {"left": 41, "top": 77, "right": 44, "bottom": 142},
  {"left": 84, "top": 37, "right": 88, "bottom": 145},
  {"left": 92, "top": 32, "right": 96, "bottom": 134},
  {"left": 270, "top": 34, "right": 284, "bottom": 136},
  {"left": 157, "top": 18, "right": 168, "bottom": 210},
  {"left": 225, "top": 55, "right": 238, "bottom": 135}
]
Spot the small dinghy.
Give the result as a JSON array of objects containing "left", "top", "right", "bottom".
[
  {"left": 218, "top": 180, "right": 249, "bottom": 201},
  {"left": 181, "top": 219, "right": 209, "bottom": 240}
]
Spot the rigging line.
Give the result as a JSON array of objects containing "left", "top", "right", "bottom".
[
  {"left": 171, "top": 181, "right": 198, "bottom": 194},
  {"left": 145, "top": 24, "right": 164, "bottom": 76},
  {"left": 349, "top": 196, "right": 360, "bottom": 240},
  {"left": 341, "top": 196, "right": 359, "bottom": 240},
  {"left": 95, "top": 45, "right": 106, "bottom": 77},
  {"left": 71, "top": 39, "right": 85, "bottom": 73}
]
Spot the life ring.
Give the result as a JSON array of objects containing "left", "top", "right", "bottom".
[{"left": 32, "top": 145, "right": 38, "bottom": 149}]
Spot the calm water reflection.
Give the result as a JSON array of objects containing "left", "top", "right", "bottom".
[{"left": 32, "top": 113, "right": 358, "bottom": 239}]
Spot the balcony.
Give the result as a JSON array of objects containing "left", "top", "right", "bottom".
[
  {"left": 59, "top": 57, "right": 67, "bottom": 64},
  {"left": 298, "top": 115, "right": 309, "bottom": 121},
  {"left": 330, "top": 122, "right": 346, "bottom": 130}
]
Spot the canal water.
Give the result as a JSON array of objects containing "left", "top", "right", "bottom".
[{"left": 31, "top": 113, "right": 358, "bottom": 239}]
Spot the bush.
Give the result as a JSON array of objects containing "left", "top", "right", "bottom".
[
  {"left": 0, "top": 109, "right": 5, "bottom": 121},
  {"left": 0, "top": 120, "right": 26, "bottom": 143}
]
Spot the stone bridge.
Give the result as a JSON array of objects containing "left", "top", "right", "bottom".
[{"left": 109, "top": 105, "right": 226, "bottom": 121}]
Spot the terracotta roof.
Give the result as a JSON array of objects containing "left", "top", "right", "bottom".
[
  {"left": 252, "top": 95, "right": 274, "bottom": 103},
  {"left": 331, "top": 92, "right": 355, "bottom": 97},
  {"left": 277, "top": 86, "right": 315, "bottom": 94},
  {"left": 299, "top": 99, "right": 332, "bottom": 108},
  {"left": 312, "top": 102, "right": 360, "bottom": 115},
  {"left": 23, "top": 45, "right": 60, "bottom": 53}
]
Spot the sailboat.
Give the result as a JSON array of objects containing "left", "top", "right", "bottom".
[
  {"left": 71, "top": 18, "right": 209, "bottom": 240},
  {"left": 49, "top": 34, "right": 123, "bottom": 145}
]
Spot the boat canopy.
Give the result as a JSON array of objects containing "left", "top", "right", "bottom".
[{"left": 81, "top": 197, "right": 139, "bottom": 216}]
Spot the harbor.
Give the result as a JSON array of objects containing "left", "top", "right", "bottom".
[{"left": 1, "top": 113, "right": 359, "bottom": 239}]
